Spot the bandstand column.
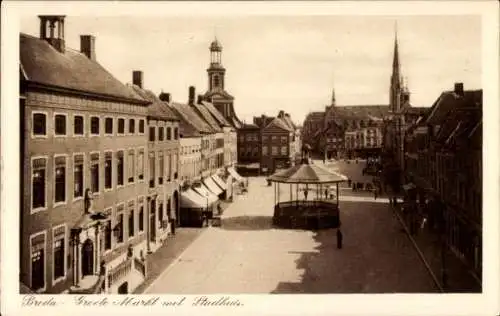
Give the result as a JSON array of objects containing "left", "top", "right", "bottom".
[{"left": 336, "top": 183, "right": 339, "bottom": 204}]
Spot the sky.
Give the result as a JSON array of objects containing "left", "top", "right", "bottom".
[{"left": 20, "top": 15, "right": 481, "bottom": 125}]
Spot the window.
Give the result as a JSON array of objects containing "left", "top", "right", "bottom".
[
  {"left": 90, "top": 153, "right": 100, "bottom": 193},
  {"left": 281, "top": 146, "right": 287, "bottom": 155},
  {"left": 166, "top": 154, "right": 171, "bottom": 181},
  {"left": 104, "top": 219, "right": 112, "bottom": 250},
  {"left": 55, "top": 115, "right": 66, "bottom": 135},
  {"left": 33, "top": 113, "right": 46, "bottom": 136},
  {"left": 262, "top": 146, "right": 268, "bottom": 156},
  {"left": 32, "top": 158, "right": 46, "bottom": 210},
  {"left": 174, "top": 128, "right": 178, "bottom": 140},
  {"left": 117, "top": 151, "right": 124, "bottom": 186},
  {"left": 90, "top": 117, "right": 100, "bottom": 135},
  {"left": 172, "top": 153, "right": 178, "bottom": 179},
  {"left": 54, "top": 156, "right": 66, "bottom": 203},
  {"left": 74, "top": 115, "right": 84, "bottom": 135},
  {"left": 272, "top": 136, "right": 277, "bottom": 141},
  {"left": 158, "top": 152, "right": 164, "bottom": 185},
  {"left": 52, "top": 226, "right": 65, "bottom": 281},
  {"left": 116, "top": 209, "right": 124, "bottom": 244},
  {"left": 30, "top": 233, "right": 45, "bottom": 291},
  {"left": 104, "top": 152, "right": 112, "bottom": 189},
  {"left": 129, "top": 119, "right": 135, "bottom": 134},
  {"left": 166, "top": 127, "right": 171, "bottom": 140},
  {"left": 139, "top": 120, "right": 145, "bottom": 134},
  {"left": 281, "top": 136, "right": 287, "bottom": 144},
  {"left": 149, "top": 127, "right": 155, "bottom": 142},
  {"left": 272, "top": 146, "right": 278, "bottom": 156},
  {"left": 128, "top": 150, "right": 135, "bottom": 183},
  {"left": 118, "top": 118, "right": 125, "bottom": 134},
  {"left": 262, "top": 135, "right": 268, "bottom": 142},
  {"left": 158, "top": 203, "right": 164, "bottom": 228},
  {"left": 105, "top": 117, "right": 113, "bottom": 135},
  {"left": 137, "top": 149, "right": 144, "bottom": 181},
  {"left": 239, "top": 135, "right": 244, "bottom": 142},
  {"left": 138, "top": 201, "right": 144, "bottom": 232},
  {"left": 128, "top": 202, "right": 135, "bottom": 238},
  {"left": 159, "top": 127, "right": 164, "bottom": 141},
  {"left": 73, "top": 155, "right": 84, "bottom": 199},
  {"left": 149, "top": 152, "right": 155, "bottom": 188},
  {"left": 246, "top": 135, "right": 252, "bottom": 141}
]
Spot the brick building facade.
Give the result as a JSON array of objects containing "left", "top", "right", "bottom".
[{"left": 20, "top": 16, "right": 153, "bottom": 294}]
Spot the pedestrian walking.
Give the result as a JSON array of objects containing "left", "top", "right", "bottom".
[
  {"left": 373, "top": 188, "right": 378, "bottom": 200},
  {"left": 336, "top": 230, "right": 343, "bottom": 249},
  {"left": 324, "top": 188, "right": 328, "bottom": 199}
]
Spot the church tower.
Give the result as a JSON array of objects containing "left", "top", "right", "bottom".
[
  {"left": 204, "top": 37, "right": 242, "bottom": 129},
  {"left": 207, "top": 38, "right": 225, "bottom": 91},
  {"left": 389, "top": 29, "right": 402, "bottom": 113}
]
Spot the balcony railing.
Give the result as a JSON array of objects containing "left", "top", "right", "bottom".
[{"left": 107, "top": 258, "right": 132, "bottom": 287}]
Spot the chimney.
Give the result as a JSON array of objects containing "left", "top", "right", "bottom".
[
  {"left": 159, "top": 92, "right": 171, "bottom": 103},
  {"left": 197, "top": 94, "right": 204, "bottom": 104},
  {"left": 133, "top": 71, "right": 143, "bottom": 88},
  {"left": 38, "top": 15, "right": 66, "bottom": 53},
  {"left": 278, "top": 110, "right": 285, "bottom": 119},
  {"left": 285, "top": 113, "right": 290, "bottom": 118},
  {"left": 188, "top": 86, "right": 195, "bottom": 105},
  {"left": 80, "top": 35, "right": 96, "bottom": 61},
  {"left": 454, "top": 82, "right": 464, "bottom": 96}
]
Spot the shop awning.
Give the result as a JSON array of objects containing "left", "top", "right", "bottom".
[
  {"left": 212, "top": 174, "right": 227, "bottom": 191},
  {"left": 192, "top": 184, "right": 218, "bottom": 205},
  {"left": 228, "top": 167, "right": 245, "bottom": 183},
  {"left": 180, "top": 189, "right": 206, "bottom": 209},
  {"left": 203, "top": 177, "right": 224, "bottom": 196}
]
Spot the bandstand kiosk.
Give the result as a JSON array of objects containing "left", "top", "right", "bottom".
[{"left": 268, "top": 145, "right": 348, "bottom": 229}]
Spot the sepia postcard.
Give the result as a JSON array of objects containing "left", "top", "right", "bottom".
[{"left": 1, "top": 1, "right": 499, "bottom": 316}]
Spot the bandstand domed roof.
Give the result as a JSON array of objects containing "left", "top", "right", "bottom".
[{"left": 268, "top": 163, "right": 348, "bottom": 184}]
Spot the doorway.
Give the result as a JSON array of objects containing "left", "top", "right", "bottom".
[{"left": 81, "top": 239, "right": 94, "bottom": 276}]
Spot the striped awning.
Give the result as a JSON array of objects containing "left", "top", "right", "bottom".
[
  {"left": 203, "top": 177, "right": 223, "bottom": 196},
  {"left": 228, "top": 167, "right": 244, "bottom": 182},
  {"left": 180, "top": 189, "right": 207, "bottom": 209},
  {"left": 212, "top": 174, "right": 227, "bottom": 191},
  {"left": 192, "top": 184, "right": 218, "bottom": 205}
]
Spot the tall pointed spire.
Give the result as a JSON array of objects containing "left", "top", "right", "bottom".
[{"left": 392, "top": 22, "right": 400, "bottom": 74}]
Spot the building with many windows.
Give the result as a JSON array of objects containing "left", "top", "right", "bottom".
[
  {"left": 20, "top": 16, "right": 152, "bottom": 294},
  {"left": 403, "top": 83, "right": 482, "bottom": 291},
  {"left": 129, "top": 71, "right": 181, "bottom": 247}
]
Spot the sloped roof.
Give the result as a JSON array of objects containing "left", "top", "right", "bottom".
[
  {"left": 403, "top": 106, "right": 429, "bottom": 116},
  {"left": 282, "top": 115, "right": 296, "bottom": 130},
  {"left": 170, "top": 102, "right": 214, "bottom": 137},
  {"left": 20, "top": 33, "right": 146, "bottom": 104},
  {"left": 201, "top": 101, "right": 231, "bottom": 127},
  {"left": 426, "top": 90, "right": 482, "bottom": 125},
  {"left": 326, "top": 105, "right": 389, "bottom": 120},
  {"left": 128, "top": 85, "right": 179, "bottom": 121},
  {"left": 264, "top": 117, "right": 294, "bottom": 132},
  {"left": 241, "top": 123, "right": 260, "bottom": 130},
  {"left": 192, "top": 103, "right": 222, "bottom": 132},
  {"left": 268, "top": 162, "right": 348, "bottom": 184}
]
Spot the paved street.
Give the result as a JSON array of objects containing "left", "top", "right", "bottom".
[{"left": 145, "top": 163, "right": 438, "bottom": 294}]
